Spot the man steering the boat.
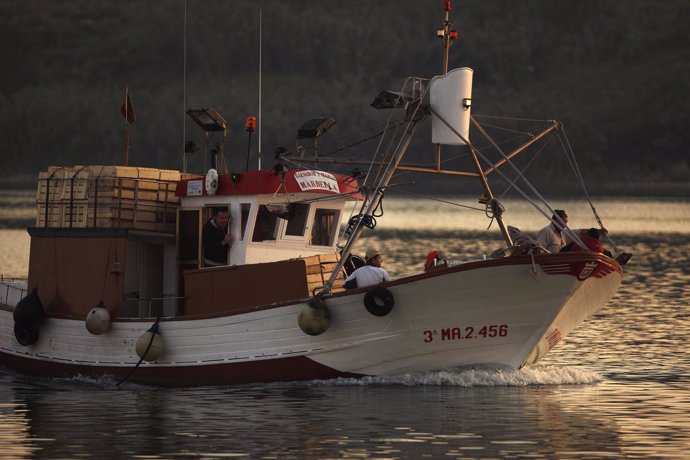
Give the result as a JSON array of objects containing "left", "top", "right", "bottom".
[
  {"left": 344, "top": 248, "right": 391, "bottom": 289},
  {"left": 203, "top": 207, "right": 232, "bottom": 267}
]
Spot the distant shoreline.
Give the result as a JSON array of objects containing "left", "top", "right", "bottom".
[{"left": 0, "top": 175, "right": 688, "bottom": 198}]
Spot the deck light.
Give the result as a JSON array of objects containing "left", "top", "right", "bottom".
[
  {"left": 296, "top": 118, "right": 336, "bottom": 161},
  {"left": 186, "top": 108, "right": 227, "bottom": 132},
  {"left": 185, "top": 108, "right": 228, "bottom": 174},
  {"left": 297, "top": 117, "right": 336, "bottom": 139},
  {"left": 245, "top": 116, "right": 257, "bottom": 133},
  {"left": 371, "top": 90, "right": 408, "bottom": 109}
]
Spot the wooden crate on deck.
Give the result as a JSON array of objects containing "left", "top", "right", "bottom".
[
  {"left": 304, "top": 253, "right": 348, "bottom": 294},
  {"left": 35, "top": 165, "right": 181, "bottom": 233}
]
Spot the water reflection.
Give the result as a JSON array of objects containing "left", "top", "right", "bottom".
[
  {"left": 2, "top": 370, "right": 686, "bottom": 458},
  {"left": 1, "top": 375, "right": 636, "bottom": 459}
]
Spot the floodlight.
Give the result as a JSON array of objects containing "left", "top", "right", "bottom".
[
  {"left": 297, "top": 117, "right": 336, "bottom": 139},
  {"left": 186, "top": 108, "right": 227, "bottom": 132}
]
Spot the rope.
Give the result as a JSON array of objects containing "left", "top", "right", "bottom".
[
  {"left": 468, "top": 116, "right": 587, "bottom": 250},
  {"left": 497, "top": 135, "right": 553, "bottom": 199},
  {"left": 319, "top": 125, "right": 391, "bottom": 157},
  {"left": 393, "top": 188, "right": 486, "bottom": 212},
  {"left": 473, "top": 114, "right": 554, "bottom": 123},
  {"left": 557, "top": 127, "right": 622, "bottom": 254},
  {"left": 268, "top": 172, "right": 287, "bottom": 203},
  {"left": 115, "top": 318, "right": 160, "bottom": 387}
]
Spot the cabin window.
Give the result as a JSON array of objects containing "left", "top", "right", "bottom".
[
  {"left": 311, "top": 209, "right": 339, "bottom": 246},
  {"left": 285, "top": 203, "right": 310, "bottom": 237},
  {"left": 252, "top": 205, "right": 278, "bottom": 242},
  {"left": 240, "top": 203, "right": 251, "bottom": 241}
]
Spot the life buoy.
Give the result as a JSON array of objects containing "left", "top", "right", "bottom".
[
  {"left": 344, "top": 254, "right": 366, "bottom": 275},
  {"left": 205, "top": 168, "right": 219, "bottom": 196},
  {"left": 364, "top": 287, "right": 395, "bottom": 317}
]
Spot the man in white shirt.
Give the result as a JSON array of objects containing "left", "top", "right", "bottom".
[
  {"left": 537, "top": 209, "right": 570, "bottom": 253},
  {"left": 344, "top": 248, "right": 391, "bottom": 289}
]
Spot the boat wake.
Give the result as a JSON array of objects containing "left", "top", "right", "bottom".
[{"left": 316, "top": 365, "right": 603, "bottom": 387}]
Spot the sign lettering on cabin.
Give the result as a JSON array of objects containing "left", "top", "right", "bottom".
[{"left": 294, "top": 170, "right": 340, "bottom": 193}]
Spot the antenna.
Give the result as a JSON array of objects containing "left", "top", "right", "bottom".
[
  {"left": 258, "top": 9, "right": 263, "bottom": 170},
  {"left": 437, "top": 0, "right": 458, "bottom": 74},
  {"left": 434, "top": 0, "right": 459, "bottom": 169},
  {"left": 182, "top": 0, "right": 188, "bottom": 172}
]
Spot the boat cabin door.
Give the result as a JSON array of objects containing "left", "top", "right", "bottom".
[{"left": 176, "top": 208, "right": 202, "bottom": 311}]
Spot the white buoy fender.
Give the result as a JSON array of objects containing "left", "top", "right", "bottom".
[
  {"left": 205, "top": 168, "right": 219, "bottom": 196},
  {"left": 135, "top": 323, "right": 164, "bottom": 362},
  {"left": 298, "top": 296, "right": 331, "bottom": 336},
  {"left": 85, "top": 301, "right": 111, "bottom": 335}
]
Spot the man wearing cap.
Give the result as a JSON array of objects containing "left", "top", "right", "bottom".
[
  {"left": 344, "top": 248, "right": 391, "bottom": 289},
  {"left": 537, "top": 209, "right": 570, "bottom": 253}
]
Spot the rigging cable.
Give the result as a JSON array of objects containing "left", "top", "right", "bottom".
[
  {"left": 497, "top": 135, "right": 553, "bottom": 199},
  {"left": 394, "top": 188, "right": 486, "bottom": 212},
  {"left": 556, "top": 126, "right": 622, "bottom": 254},
  {"left": 464, "top": 116, "right": 587, "bottom": 249}
]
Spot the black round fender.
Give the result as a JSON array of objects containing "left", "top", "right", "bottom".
[
  {"left": 13, "top": 288, "right": 44, "bottom": 346},
  {"left": 14, "top": 324, "right": 39, "bottom": 346},
  {"left": 13, "top": 288, "right": 45, "bottom": 329},
  {"left": 363, "top": 287, "right": 395, "bottom": 317}
]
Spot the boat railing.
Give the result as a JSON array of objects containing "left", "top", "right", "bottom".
[
  {"left": 0, "top": 278, "right": 28, "bottom": 307},
  {"left": 36, "top": 166, "right": 181, "bottom": 233},
  {"left": 122, "top": 295, "right": 186, "bottom": 319}
]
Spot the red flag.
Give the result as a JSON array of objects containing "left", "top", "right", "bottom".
[{"left": 120, "top": 91, "right": 136, "bottom": 124}]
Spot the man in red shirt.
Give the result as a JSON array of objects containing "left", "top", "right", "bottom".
[{"left": 571, "top": 228, "right": 612, "bottom": 257}]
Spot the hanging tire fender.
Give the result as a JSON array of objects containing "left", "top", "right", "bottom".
[
  {"left": 364, "top": 287, "right": 395, "bottom": 317},
  {"left": 14, "top": 324, "right": 39, "bottom": 346},
  {"left": 13, "top": 288, "right": 45, "bottom": 346}
]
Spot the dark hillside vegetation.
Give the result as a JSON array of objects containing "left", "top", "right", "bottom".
[{"left": 0, "top": 0, "right": 687, "bottom": 193}]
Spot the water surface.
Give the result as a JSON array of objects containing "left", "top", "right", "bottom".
[{"left": 0, "top": 195, "right": 689, "bottom": 458}]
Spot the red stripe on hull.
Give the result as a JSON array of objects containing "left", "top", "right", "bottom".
[{"left": 0, "top": 354, "right": 362, "bottom": 386}]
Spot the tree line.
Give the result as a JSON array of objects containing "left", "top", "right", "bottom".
[{"left": 0, "top": 0, "right": 687, "bottom": 193}]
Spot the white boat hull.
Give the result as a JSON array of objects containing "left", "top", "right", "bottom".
[{"left": 0, "top": 253, "right": 622, "bottom": 386}]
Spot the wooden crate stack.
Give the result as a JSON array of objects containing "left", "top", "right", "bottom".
[
  {"left": 36, "top": 165, "right": 182, "bottom": 233},
  {"left": 304, "top": 253, "right": 347, "bottom": 294}
]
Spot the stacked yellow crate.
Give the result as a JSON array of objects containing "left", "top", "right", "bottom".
[
  {"left": 36, "top": 165, "right": 181, "bottom": 233},
  {"left": 304, "top": 253, "right": 347, "bottom": 294}
]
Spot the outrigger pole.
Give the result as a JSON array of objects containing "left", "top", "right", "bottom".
[
  {"left": 321, "top": 87, "right": 426, "bottom": 294},
  {"left": 429, "top": 106, "right": 514, "bottom": 248}
]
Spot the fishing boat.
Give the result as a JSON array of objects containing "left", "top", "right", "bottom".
[{"left": 0, "top": 3, "right": 629, "bottom": 386}]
